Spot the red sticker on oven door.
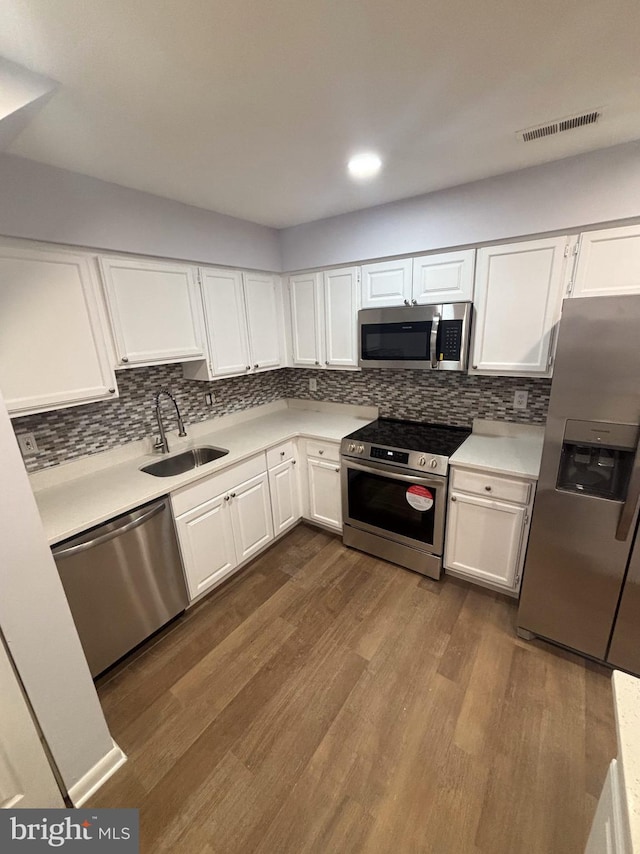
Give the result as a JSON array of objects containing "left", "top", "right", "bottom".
[{"left": 406, "top": 485, "right": 433, "bottom": 511}]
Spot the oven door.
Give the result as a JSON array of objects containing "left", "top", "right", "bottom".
[{"left": 341, "top": 458, "right": 446, "bottom": 555}]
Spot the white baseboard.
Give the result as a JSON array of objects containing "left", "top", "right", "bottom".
[{"left": 67, "top": 740, "right": 127, "bottom": 807}]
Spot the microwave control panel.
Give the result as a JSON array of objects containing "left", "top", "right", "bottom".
[{"left": 438, "top": 320, "right": 463, "bottom": 361}]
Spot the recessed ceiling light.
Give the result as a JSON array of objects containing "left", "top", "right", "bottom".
[{"left": 347, "top": 151, "right": 382, "bottom": 181}]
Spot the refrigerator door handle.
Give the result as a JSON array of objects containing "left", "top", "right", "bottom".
[{"left": 616, "top": 443, "right": 640, "bottom": 541}]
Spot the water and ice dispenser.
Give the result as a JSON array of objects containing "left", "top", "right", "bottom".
[{"left": 557, "top": 420, "right": 638, "bottom": 501}]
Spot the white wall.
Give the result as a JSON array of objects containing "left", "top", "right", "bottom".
[
  {"left": 4, "top": 141, "right": 640, "bottom": 277},
  {"left": 280, "top": 141, "right": 640, "bottom": 271},
  {"left": 0, "top": 152, "right": 281, "bottom": 271},
  {"left": 0, "top": 389, "right": 118, "bottom": 795}
]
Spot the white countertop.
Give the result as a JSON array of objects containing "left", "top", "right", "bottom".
[
  {"left": 449, "top": 419, "right": 545, "bottom": 480},
  {"left": 32, "top": 401, "right": 376, "bottom": 546},
  {"left": 613, "top": 670, "right": 640, "bottom": 852}
]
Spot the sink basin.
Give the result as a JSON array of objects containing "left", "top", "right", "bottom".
[{"left": 141, "top": 446, "right": 229, "bottom": 477}]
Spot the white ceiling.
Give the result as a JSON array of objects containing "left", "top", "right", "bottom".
[{"left": 1, "top": 0, "right": 639, "bottom": 228}]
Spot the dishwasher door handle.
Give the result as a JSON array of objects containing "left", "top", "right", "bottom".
[{"left": 53, "top": 501, "right": 166, "bottom": 559}]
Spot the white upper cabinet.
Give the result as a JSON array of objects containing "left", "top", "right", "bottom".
[
  {"left": 412, "top": 249, "right": 475, "bottom": 304},
  {"left": 362, "top": 251, "right": 474, "bottom": 308},
  {"left": 185, "top": 269, "right": 285, "bottom": 382},
  {"left": 199, "top": 267, "right": 252, "bottom": 377},
  {"left": 572, "top": 225, "right": 640, "bottom": 298},
  {"left": 0, "top": 244, "right": 118, "bottom": 416},
  {"left": 243, "top": 273, "right": 284, "bottom": 371},
  {"left": 100, "top": 256, "right": 205, "bottom": 366},
  {"left": 323, "top": 267, "right": 359, "bottom": 368},
  {"left": 288, "top": 267, "right": 359, "bottom": 370},
  {"left": 471, "top": 237, "right": 569, "bottom": 376},
  {"left": 289, "top": 272, "right": 323, "bottom": 367},
  {"left": 361, "top": 258, "right": 413, "bottom": 308}
]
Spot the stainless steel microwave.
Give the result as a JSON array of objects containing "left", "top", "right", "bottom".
[{"left": 358, "top": 302, "right": 472, "bottom": 371}]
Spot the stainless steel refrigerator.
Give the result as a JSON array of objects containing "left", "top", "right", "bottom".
[{"left": 517, "top": 294, "right": 640, "bottom": 675}]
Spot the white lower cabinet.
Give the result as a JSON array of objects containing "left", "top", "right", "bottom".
[
  {"left": 585, "top": 759, "right": 629, "bottom": 854},
  {"left": 172, "top": 454, "right": 274, "bottom": 601},
  {"left": 300, "top": 439, "right": 342, "bottom": 532},
  {"left": 229, "top": 472, "right": 273, "bottom": 562},
  {"left": 269, "top": 457, "right": 301, "bottom": 535},
  {"left": 444, "top": 466, "right": 535, "bottom": 595},
  {"left": 174, "top": 491, "right": 238, "bottom": 599}
]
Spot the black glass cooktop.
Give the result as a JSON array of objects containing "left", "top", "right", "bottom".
[{"left": 346, "top": 418, "right": 471, "bottom": 457}]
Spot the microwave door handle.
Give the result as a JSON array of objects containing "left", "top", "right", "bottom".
[
  {"left": 430, "top": 312, "right": 440, "bottom": 368},
  {"left": 616, "top": 442, "right": 640, "bottom": 541}
]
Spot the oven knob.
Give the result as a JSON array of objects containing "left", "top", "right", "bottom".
[
  {"left": 418, "top": 456, "right": 426, "bottom": 466},
  {"left": 348, "top": 443, "right": 355, "bottom": 452},
  {"left": 358, "top": 445, "right": 365, "bottom": 454},
  {"left": 430, "top": 458, "right": 438, "bottom": 469}
]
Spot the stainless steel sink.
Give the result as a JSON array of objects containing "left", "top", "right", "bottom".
[{"left": 141, "top": 446, "right": 229, "bottom": 477}]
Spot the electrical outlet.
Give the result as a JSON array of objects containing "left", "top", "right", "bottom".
[
  {"left": 513, "top": 390, "right": 528, "bottom": 410},
  {"left": 205, "top": 392, "right": 215, "bottom": 406},
  {"left": 309, "top": 377, "right": 318, "bottom": 392},
  {"left": 18, "top": 432, "right": 38, "bottom": 455}
]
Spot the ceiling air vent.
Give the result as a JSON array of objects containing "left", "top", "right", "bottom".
[{"left": 518, "top": 110, "right": 601, "bottom": 142}]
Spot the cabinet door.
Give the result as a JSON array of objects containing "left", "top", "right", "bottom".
[
  {"left": 269, "top": 458, "right": 301, "bottom": 535},
  {"left": 0, "top": 635, "right": 64, "bottom": 808},
  {"left": 444, "top": 492, "right": 525, "bottom": 590},
  {"left": 324, "top": 267, "right": 359, "bottom": 368},
  {"left": 289, "top": 272, "right": 323, "bottom": 367},
  {"left": 471, "top": 237, "right": 567, "bottom": 376},
  {"left": 230, "top": 472, "right": 274, "bottom": 562},
  {"left": 361, "top": 259, "right": 413, "bottom": 308},
  {"left": 100, "top": 257, "right": 205, "bottom": 366},
  {"left": 175, "top": 493, "right": 237, "bottom": 600},
  {"left": 0, "top": 245, "right": 118, "bottom": 416},
  {"left": 573, "top": 225, "right": 640, "bottom": 298},
  {"left": 307, "top": 458, "right": 342, "bottom": 530},
  {"left": 412, "top": 249, "right": 475, "bottom": 304},
  {"left": 243, "top": 273, "right": 283, "bottom": 370},
  {"left": 200, "top": 267, "right": 251, "bottom": 377}
]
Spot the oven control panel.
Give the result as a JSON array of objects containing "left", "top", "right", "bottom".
[
  {"left": 340, "top": 439, "right": 448, "bottom": 475},
  {"left": 370, "top": 446, "right": 409, "bottom": 465}
]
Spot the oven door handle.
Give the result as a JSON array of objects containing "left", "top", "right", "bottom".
[
  {"left": 343, "top": 458, "right": 444, "bottom": 487},
  {"left": 430, "top": 312, "right": 441, "bottom": 369}
]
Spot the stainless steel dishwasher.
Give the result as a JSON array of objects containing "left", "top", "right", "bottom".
[{"left": 53, "top": 498, "right": 189, "bottom": 677}]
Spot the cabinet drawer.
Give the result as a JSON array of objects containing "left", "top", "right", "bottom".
[
  {"left": 171, "top": 453, "right": 266, "bottom": 517},
  {"left": 266, "top": 440, "right": 295, "bottom": 469},
  {"left": 303, "top": 439, "right": 340, "bottom": 462},
  {"left": 451, "top": 467, "right": 531, "bottom": 505}
]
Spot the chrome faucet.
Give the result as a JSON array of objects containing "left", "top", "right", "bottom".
[{"left": 153, "top": 389, "right": 187, "bottom": 454}]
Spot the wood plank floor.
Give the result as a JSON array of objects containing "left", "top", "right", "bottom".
[{"left": 90, "top": 523, "right": 616, "bottom": 853}]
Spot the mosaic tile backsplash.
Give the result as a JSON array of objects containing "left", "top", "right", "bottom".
[
  {"left": 14, "top": 365, "right": 289, "bottom": 473},
  {"left": 13, "top": 365, "right": 551, "bottom": 472},
  {"left": 286, "top": 369, "right": 551, "bottom": 426}
]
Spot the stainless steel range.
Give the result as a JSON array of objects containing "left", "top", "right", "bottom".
[{"left": 341, "top": 418, "right": 471, "bottom": 579}]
